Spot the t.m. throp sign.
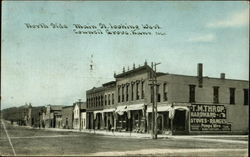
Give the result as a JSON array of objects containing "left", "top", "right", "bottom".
[{"left": 190, "top": 104, "right": 231, "bottom": 131}]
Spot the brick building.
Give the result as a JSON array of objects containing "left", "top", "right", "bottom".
[
  {"left": 61, "top": 106, "right": 74, "bottom": 129},
  {"left": 86, "top": 62, "right": 249, "bottom": 135}
]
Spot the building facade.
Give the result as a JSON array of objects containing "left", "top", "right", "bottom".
[
  {"left": 73, "top": 100, "right": 86, "bottom": 130},
  {"left": 62, "top": 106, "right": 74, "bottom": 129},
  {"left": 86, "top": 62, "right": 249, "bottom": 135},
  {"left": 43, "top": 105, "right": 64, "bottom": 128}
]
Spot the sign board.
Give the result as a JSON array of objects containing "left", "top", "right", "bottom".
[{"left": 190, "top": 104, "right": 231, "bottom": 131}]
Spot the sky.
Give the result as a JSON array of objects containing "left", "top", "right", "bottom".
[{"left": 2, "top": 1, "right": 249, "bottom": 109}]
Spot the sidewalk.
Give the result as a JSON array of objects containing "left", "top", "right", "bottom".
[
  {"left": 42, "top": 127, "right": 248, "bottom": 142},
  {"left": 43, "top": 127, "right": 166, "bottom": 138}
]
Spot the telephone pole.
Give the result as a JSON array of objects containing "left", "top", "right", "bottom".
[{"left": 149, "top": 62, "right": 161, "bottom": 139}]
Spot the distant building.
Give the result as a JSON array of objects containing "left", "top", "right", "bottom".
[
  {"left": 43, "top": 105, "right": 65, "bottom": 128},
  {"left": 24, "top": 104, "right": 45, "bottom": 128},
  {"left": 86, "top": 62, "right": 249, "bottom": 135},
  {"left": 73, "top": 100, "right": 86, "bottom": 130},
  {"left": 62, "top": 106, "right": 74, "bottom": 129}
]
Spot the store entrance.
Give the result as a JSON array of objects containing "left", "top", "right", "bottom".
[{"left": 173, "top": 110, "right": 186, "bottom": 131}]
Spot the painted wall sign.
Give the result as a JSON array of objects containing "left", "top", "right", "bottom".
[{"left": 190, "top": 104, "right": 231, "bottom": 131}]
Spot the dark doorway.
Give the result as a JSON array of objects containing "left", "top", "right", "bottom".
[
  {"left": 173, "top": 110, "right": 186, "bottom": 131},
  {"left": 157, "top": 116, "right": 163, "bottom": 134}
]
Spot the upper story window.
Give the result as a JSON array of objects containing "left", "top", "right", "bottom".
[
  {"left": 141, "top": 81, "right": 144, "bottom": 99},
  {"left": 122, "top": 86, "right": 125, "bottom": 102},
  {"left": 157, "top": 85, "right": 161, "bottom": 102},
  {"left": 126, "top": 85, "right": 129, "bottom": 101},
  {"left": 112, "top": 93, "right": 114, "bottom": 104},
  {"left": 118, "top": 86, "right": 121, "bottom": 103},
  {"left": 131, "top": 83, "right": 134, "bottom": 101},
  {"left": 213, "top": 86, "right": 219, "bottom": 103},
  {"left": 151, "top": 86, "right": 154, "bottom": 103},
  {"left": 136, "top": 82, "right": 140, "bottom": 100},
  {"left": 163, "top": 83, "right": 168, "bottom": 101},
  {"left": 243, "top": 89, "right": 249, "bottom": 105},
  {"left": 108, "top": 94, "right": 111, "bottom": 105},
  {"left": 105, "top": 95, "right": 107, "bottom": 105},
  {"left": 189, "top": 85, "right": 196, "bottom": 103},
  {"left": 229, "top": 88, "right": 235, "bottom": 104},
  {"left": 101, "top": 95, "right": 103, "bottom": 106}
]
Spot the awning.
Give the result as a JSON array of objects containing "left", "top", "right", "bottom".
[
  {"left": 126, "top": 104, "right": 144, "bottom": 111},
  {"left": 147, "top": 105, "right": 172, "bottom": 112},
  {"left": 93, "top": 110, "right": 103, "bottom": 119},
  {"left": 94, "top": 110, "right": 103, "bottom": 114},
  {"left": 174, "top": 106, "right": 190, "bottom": 111},
  {"left": 147, "top": 105, "right": 190, "bottom": 112},
  {"left": 115, "top": 105, "right": 127, "bottom": 115},
  {"left": 102, "top": 108, "right": 115, "bottom": 113}
]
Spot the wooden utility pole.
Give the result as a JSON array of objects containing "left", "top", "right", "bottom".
[{"left": 149, "top": 62, "right": 161, "bottom": 139}]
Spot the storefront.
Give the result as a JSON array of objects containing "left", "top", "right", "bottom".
[
  {"left": 103, "top": 108, "right": 115, "bottom": 131},
  {"left": 115, "top": 104, "right": 146, "bottom": 132},
  {"left": 147, "top": 103, "right": 190, "bottom": 135}
]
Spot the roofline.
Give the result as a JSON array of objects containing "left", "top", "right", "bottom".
[
  {"left": 158, "top": 73, "right": 249, "bottom": 82},
  {"left": 114, "top": 64, "right": 153, "bottom": 78}
]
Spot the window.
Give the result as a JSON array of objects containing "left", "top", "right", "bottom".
[
  {"left": 141, "top": 81, "right": 144, "bottom": 99},
  {"left": 105, "top": 95, "right": 107, "bottom": 105},
  {"left": 118, "top": 87, "right": 120, "bottom": 103},
  {"left": 122, "top": 86, "right": 124, "bottom": 102},
  {"left": 101, "top": 96, "right": 103, "bottom": 106},
  {"left": 157, "top": 85, "right": 161, "bottom": 102},
  {"left": 151, "top": 86, "right": 154, "bottom": 103},
  {"left": 131, "top": 83, "right": 134, "bottom": 101},
  {"left": 136, "top": 82, "right": 139, "bottom": 100},
  {"left": 112, "top": 93, "right": 114, "bottom": 104},
  {"left": 86, "top": 98, "right": 88, "bottom": 108},
  {"left": 108, "top": 94, "right": 110, "bottom": 105},
  {"left": 229, "top": 88, "right": 235, "bottom": 104},
  {"left": 213, "top": 86, "right": 219, "bottom": 103},
  {"left": 243, "top": 89, "right": 249, "bottom": 105},
  {"left": 189, "top": 85, "right": 196, "bottom": 103},
  {"left": 126, "top": 85, "right": 129, "bottom": 101},
  {"left": 163, "top": 83, "right": 168, "bottom": 101}
]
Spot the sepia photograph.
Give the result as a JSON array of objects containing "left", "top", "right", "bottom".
[{"left": 1, "top": 1, "right": 249, "bottom": 156}]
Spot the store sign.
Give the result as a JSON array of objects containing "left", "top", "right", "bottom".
[{"left": 190, "top": 104, "right": 231, "bottom": 131}]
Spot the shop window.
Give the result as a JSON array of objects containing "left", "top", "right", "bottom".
[
  {"left": 229, "top": 88, "right": 235, "bottom": 104},
  {"left": 244, "top": 89, "right": 249, "bottom": 105},
  {"left": 189, "top": 85, "right": 196, "bottom": 103}
]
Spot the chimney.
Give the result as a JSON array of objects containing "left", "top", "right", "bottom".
[
  {"left": 220, "top": 73, "right": 225, "bottom": 79},
  {"left": 123, "top": 66, "right": 125, "bottom": 72},
  {"left": 197, "top": 63, "right": 203, "bottom": 87},
  {"left": 133, "top": 63, "right": 135, "bottom": 69}
]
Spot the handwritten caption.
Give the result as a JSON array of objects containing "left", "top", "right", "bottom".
[{"left": 24, "top": 23, "right": 166, "bottom": 36}]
